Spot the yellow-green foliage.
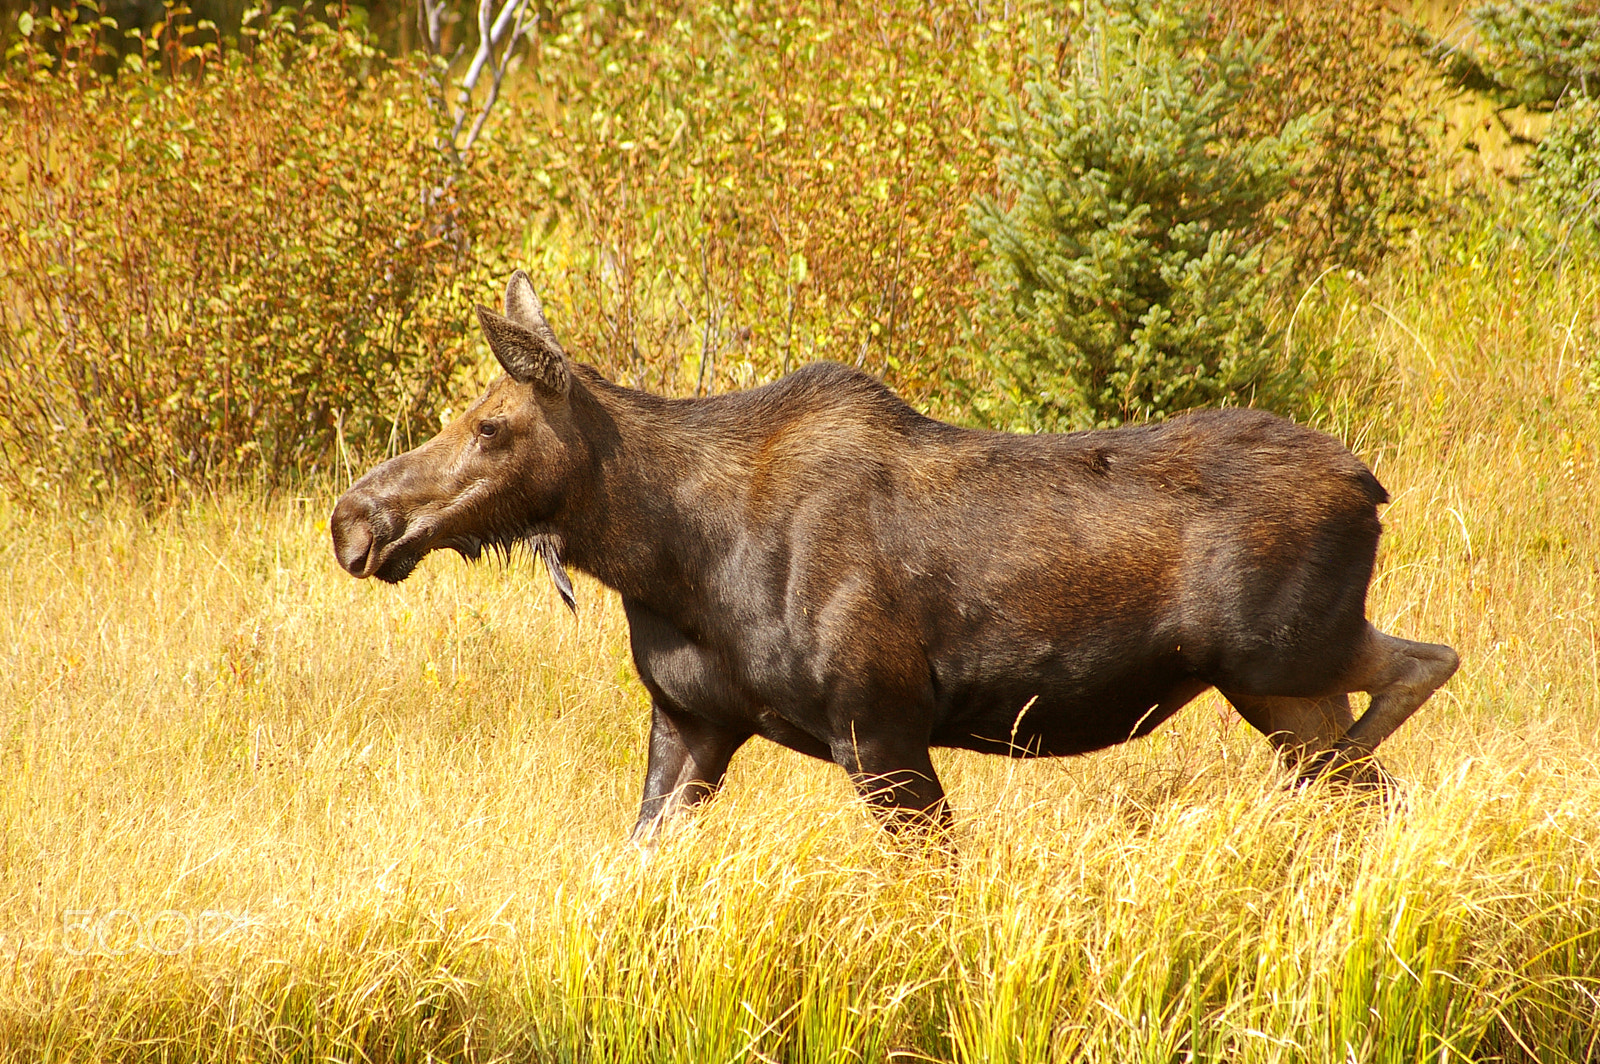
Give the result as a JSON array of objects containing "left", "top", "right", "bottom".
[
  {"left": 487, "top": 0, "right": 1018, "bottom": 412},
  {"left": 1214, "top": 0, "right": 1438, "bottom": 273},
  {"left": 0, "top": 7, "right": 497, "bottom": 502},
  {"left": 0, "top": 0, "right": 1025, "bottom": 499},
  {"left": 0, "top": 228, "right": 1596, "bottom": 1061},
  {"left": 0, "top": 0, "right": 1443, "bottom": 500}
]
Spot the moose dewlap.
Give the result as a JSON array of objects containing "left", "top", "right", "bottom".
[{"left": 331, "top": 271, "right": 1458, "bottom": 836}]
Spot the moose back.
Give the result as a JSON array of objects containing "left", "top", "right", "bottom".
[{"left": 331, "top": 271, "right": 1458, "bottom": 836}]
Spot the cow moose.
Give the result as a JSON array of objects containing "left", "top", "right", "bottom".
[{"left": 331, "top": 270, "right": 1459, "bottom": 837}]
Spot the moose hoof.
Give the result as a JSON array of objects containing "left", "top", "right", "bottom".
[
  {"left": 1295, "top": 749, "right": 1396, "bottom": 795},
  {"left": 628, "top": 816, "right": 668, "bottom": 850}
]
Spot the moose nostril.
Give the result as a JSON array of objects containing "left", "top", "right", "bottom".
[
  {"left": 331, "top": 496, "right": 378, "bottom": 577},
  {"left": 336, "top": 522, "right": 375, "bottom": 577}
]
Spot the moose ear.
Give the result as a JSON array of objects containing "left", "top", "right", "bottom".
[
  {"left": 475, "top": 303, "right": 571, "bottom": 400},
  {"left": 504, "top": 269, "right": 546, "bottom": 329}
]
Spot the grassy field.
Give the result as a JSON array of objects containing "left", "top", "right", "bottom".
[{"left": 0, "top": 213, "right": 1597, "bottom": 1061}]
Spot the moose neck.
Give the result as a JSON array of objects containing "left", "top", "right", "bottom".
[{"left": 552, "top": 371, "right": 749, "bottom": 618}]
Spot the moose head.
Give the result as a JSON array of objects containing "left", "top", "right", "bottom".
[{"left": 330, "top": 270, "right": 585, "bottom": 602}]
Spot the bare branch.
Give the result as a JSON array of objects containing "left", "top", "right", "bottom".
[
  {"left": 419, "top": 0, "right": 533, "bottom": 164},
  {"left": 461, "top": 0, "right": 532, "bottom": 155},
  {"left": 417, "top": 0, "right": 446, "bottom": 56},
  {"left": 447, "top": 0, "right": 533, "bottom": 157}
]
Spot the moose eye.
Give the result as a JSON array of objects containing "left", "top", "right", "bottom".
[{"left": 477, "top": 420, "right": 499, "bottom": 439}]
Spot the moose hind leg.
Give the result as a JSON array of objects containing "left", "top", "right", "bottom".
[
  {"left": 1223, "top": 691, "right": 1398, "bottom": 788},
  {"left": 1222, "top": 692, "right": 1355, "bottom": 766},
  {"left": 1306, "top": 624, "right": 1459, "bottom": 785}
]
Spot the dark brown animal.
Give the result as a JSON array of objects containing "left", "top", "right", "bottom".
[{"left": 331, "top": 271, "right": 1459, "bottom": 837}]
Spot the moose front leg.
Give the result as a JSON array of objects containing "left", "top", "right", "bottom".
[
  {"left": 831, "top": 730, "right": 950, "bottom": 832},
  {"left": 631, "top": 701, "right": 751, "bottom": 843}
]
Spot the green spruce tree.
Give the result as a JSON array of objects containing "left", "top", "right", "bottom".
[{"left": 971, "top": 0, "right": 1309, "bottom": 431}]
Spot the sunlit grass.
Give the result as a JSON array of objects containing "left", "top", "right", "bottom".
[{"left": 1, "top": 234, "right": 1598, "bottom": 1061}]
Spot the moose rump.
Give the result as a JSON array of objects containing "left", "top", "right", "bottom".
[
  {"left": 865, "top": 420, "right": 1385, "bottom": 759},
  {"left": 331, "top": 270, "right": 1459, "bottom": 837}
]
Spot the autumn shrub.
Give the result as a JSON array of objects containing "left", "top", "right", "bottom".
[
  {"left": 1212, "top": 0, "right": 1439, "bottom": 276},
  {"left": 0, "top": 0, "right": 1453, "bottom": 504},
  {"left": 1423, "top": 1, "right": 1600, "bottom": 244},
  {"left": 485, "top": 0, "right": 1023, "bottom": 416},
  {"left": 0, "top": 4, "right": 495, "bottom": 503},
  {"left": 1527, "top": 94, "right": 1600, "bottom": 237}
]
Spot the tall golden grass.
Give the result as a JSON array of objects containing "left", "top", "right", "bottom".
[{"left": 1, "top": 230, "right": 1597, "bottom": 1059}]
